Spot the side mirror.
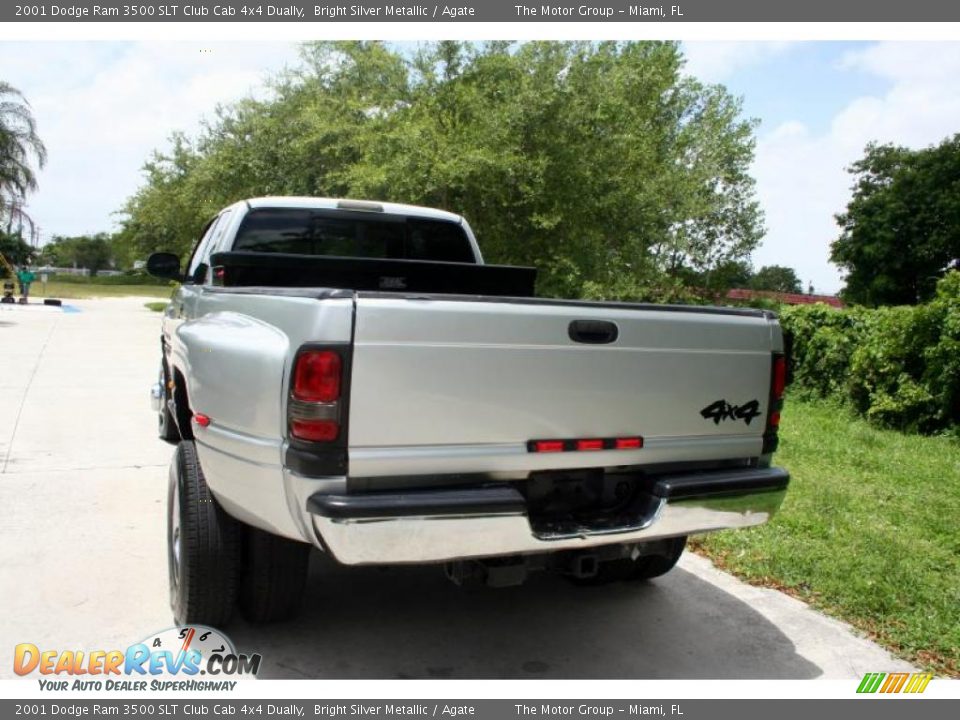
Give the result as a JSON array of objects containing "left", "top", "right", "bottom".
[{"left": 146, "top": 252, "right": 184, "bottom": 281}]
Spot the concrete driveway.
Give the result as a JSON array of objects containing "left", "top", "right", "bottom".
[{"left": 0, "top": 297, "right": 915, "bottom": 679}]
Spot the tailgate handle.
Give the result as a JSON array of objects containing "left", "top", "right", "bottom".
[{"left": 568, "top": 319, "right": 619, "bottom": 344}]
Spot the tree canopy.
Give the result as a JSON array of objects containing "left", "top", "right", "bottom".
[
  {"left": 0, "top": 81, "right": 47, "bottom": 234},
  {"left": 750, "top": 264, "right": 802, "bottom": 294},
  {"left": 39, "top": 233, "right": 116, "bottom": 276},
  {"left": 0, "top": 230, "right": 35, "bottom": 267},
  {"left": 119, "top": 41, "right": 763, "bottom": 301},
  {"left": 832, "top": 135, "right": 960, "bottom": 306}
]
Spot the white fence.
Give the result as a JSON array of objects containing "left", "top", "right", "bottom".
[{"left": 34, "top": 267, "right": 124, "bottom": 277}]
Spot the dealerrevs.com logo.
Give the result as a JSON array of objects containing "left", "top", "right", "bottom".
[
  {"left": 14, "top": 626, "right": 260, "bottom": 691},
  {"left": 856, "top": 672, "right": 934, "bottom": 694}
]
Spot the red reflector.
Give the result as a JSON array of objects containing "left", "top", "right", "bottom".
[
  {"left": 294, "top": 351, "right": 342, "bottom": 403},
  {"left": 291, "top": 419, "right": 339, "bottom": 442},
  {"left": 576, "top": 439, "right": 604, "bottom": 451},
  {"left": 615, "top": 437, "right": 643, "bottom": 450},
  {"left": 534, "top": 440, "right": 565, "bottom": 453},
  {"left": 769, "top": 412, "right": 781, "bottom": 428},
  {"left": 772, "top": 355, "right": 787, "bottom": 399},
  {"left": 193, "top": 413, "right": 210, "bottom": 427}
]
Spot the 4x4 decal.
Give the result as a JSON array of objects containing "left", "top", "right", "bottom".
[{"left": 700, "top": 399, "right": 762, "bottom": 426}]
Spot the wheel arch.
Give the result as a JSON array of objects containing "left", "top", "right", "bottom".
[{"left": 170, "top": 365, "right": 195, "bottom": 441}]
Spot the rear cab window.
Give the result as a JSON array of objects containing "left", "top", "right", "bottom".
[{"left": 231, "top": 208, "right": 477, "bottom": 264}]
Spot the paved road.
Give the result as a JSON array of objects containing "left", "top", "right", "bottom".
[{"left": 0, "top": 297, "right": 916, "bottom": 679}]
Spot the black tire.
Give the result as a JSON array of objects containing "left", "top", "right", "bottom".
[
  {"left": 238, "top": 525, "right": 311, "bottom": 623},
  {"left": 158, "top": 366, "right": 181, "bottom": 444},
  {"left": 567, "top": 536, "right": 687, "bottom": 586},
  {"left": 168, "top": 441, "right": 240, "bottom": 626},
  {"left": 623, "top": 536, "right": 687, "bottom": 581}
]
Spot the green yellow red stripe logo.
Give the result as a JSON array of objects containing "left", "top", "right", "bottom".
[{"left": 857, "top": 672, "right": 933, "bottom": 694}]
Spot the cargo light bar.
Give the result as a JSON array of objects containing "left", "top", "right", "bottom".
[{"left": 528, "top": 437, "right": 644, "bottom": 453}]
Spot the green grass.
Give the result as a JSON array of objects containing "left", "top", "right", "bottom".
[
  {"left": 144, "top": 301, "right": 168, "bottom": 312},
  {"left": 692, "top": 396, "right": 960, "bottom": 676},
  {"left": 47, "top": 273, "right": 171, "bottom": 287},
  {"left": 27, "top": 279, "right": 174, "bottom": 300}
]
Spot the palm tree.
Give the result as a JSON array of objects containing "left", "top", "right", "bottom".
[{"left": 0, "top": 81, "right": 47, "bottom": 233}]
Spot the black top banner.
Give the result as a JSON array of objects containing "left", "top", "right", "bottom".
[{"left": 7, "top": 0, "right": 960, "bottom": 22}]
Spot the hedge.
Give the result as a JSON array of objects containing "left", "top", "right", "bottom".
[{"left": 779, "top": 271, "right": 960, "bottom": 434}]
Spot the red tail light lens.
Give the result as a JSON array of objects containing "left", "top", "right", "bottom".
[
  {"left": 772, "top": 355, "right": 787, "bottom": 399},
  {"left": 763, "top": 352, "right": 787, "bottom": 454},
  {"left": 293, "top": 351, "right": 341, "bottom": 403},
  {"left": 614, "top": 437, "right": 643, "bottom": 450},
  {"left": 291, "top": 419, "right": 339, "bottom": 442},
  {"left": 576, "top": 439, "right": 604, "bottom": 451},
  {"left": 533, "top": 440, "right": 565, "bottom": 453}
]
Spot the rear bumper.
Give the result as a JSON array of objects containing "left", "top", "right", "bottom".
[{"left": 307, "top": 466, "right": 789, "bottom": 565}]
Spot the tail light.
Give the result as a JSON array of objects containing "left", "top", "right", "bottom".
[
  {"left": 289, "top": 349, "right": 343, "bottom": 442},
  {"left": 763, "top": 353, "right": 787, "bottom": 453},
  {"left": 294, "top": 351, "right": 341, "bottom": 403},
  {"left": 772, "top": 354, "right": 787, "bottom": 404}
]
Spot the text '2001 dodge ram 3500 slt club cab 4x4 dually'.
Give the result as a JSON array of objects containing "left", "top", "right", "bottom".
[{"left": 148, "top": 197, "right": 790, "bottom": 626}]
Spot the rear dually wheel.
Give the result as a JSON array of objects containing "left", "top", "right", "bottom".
[{"left": 168, "top": 441, "right": 240, "bottom": 626}]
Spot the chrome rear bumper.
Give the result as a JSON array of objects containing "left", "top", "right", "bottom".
[{"left": 307, "top": 467, "right": 789, "bottom": 565}]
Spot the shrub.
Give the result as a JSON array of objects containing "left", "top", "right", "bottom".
[
  {"left": 924, "top": 272, "right": 960, "bottom": 429},
  {"left": 780, "top": 271, "right": 960, "bottom": 434},
  {"left": 779, "top": 304, "right": 865, "bottom": 399},
  {"left": 848, "top": 305, "right": 938, "bottom": 432}
]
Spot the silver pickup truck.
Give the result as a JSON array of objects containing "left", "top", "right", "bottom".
[{"left": 148, "top": 197, "right": 789, "bottom": 627}]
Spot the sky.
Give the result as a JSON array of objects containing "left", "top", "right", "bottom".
[{"left": 2, "top": 41, "right": 960, "bottom": 294}]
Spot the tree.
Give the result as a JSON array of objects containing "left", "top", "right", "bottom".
[
  {"left": 832, "top": 136, "right": 960, "bottom": 306},
  {"left": 41, "top": 233, "right": 114, "bottom": 275},
  {"left": 750, "top": 265, "right": 802, "bottom": 293},
  {"left": 673, "top": 258, "right": 753, "bottom": 297},
  {"left": 0, "top": 82, "right": 47, "bottom": 232},
  {"left": 0, "top": 230, "right": 35, "bottom": 270},
  {"left": 118, "top": 41, "right": 763, "bottom": 301},
  {"left": 708, "top": 259, "right": 754, "bottom": 291}
]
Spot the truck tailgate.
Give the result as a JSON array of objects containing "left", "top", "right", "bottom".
[{"left": 347, "top": 295, "right": 777, "bottom": 478}]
